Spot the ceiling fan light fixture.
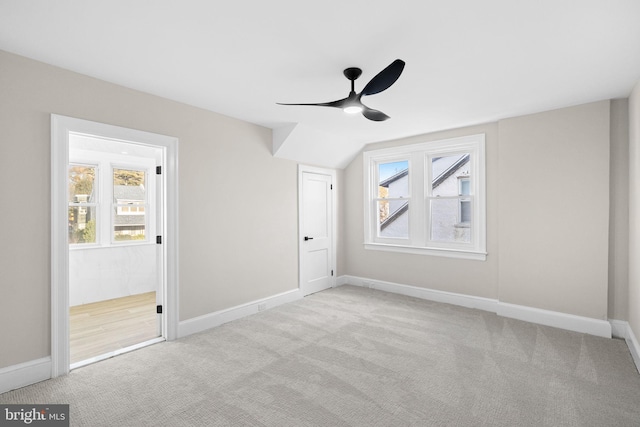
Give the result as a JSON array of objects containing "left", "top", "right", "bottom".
[{"left": 344, "top": 105, "right": 363, "bottom": 114}]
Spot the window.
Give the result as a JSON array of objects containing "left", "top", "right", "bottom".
[
  {"left": 69, "top": 134, "right": 156, "bottom": 247},
  {"left": 364, "top": 134, "right": 486, "bottom": 260}
]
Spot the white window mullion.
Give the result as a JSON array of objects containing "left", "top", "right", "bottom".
[
  {"left": 423, "top": 152, "right": 433, "bottom": 248},
  {"left": 100, "top": 164, "right": 111, "bottom": 247},
  {"left": 410, "top": 152, "right": 425, "bottom": 247}
]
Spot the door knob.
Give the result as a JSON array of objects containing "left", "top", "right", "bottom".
[{"left": 304, "top": 236, "right": 314, "bottom": 241}]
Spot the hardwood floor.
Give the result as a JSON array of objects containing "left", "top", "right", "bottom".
[{"left": 70, "top": 292, "right": 159, "bottom": 364}]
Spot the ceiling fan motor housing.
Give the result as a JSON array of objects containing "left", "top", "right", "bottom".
[{"left": 343, "top": 67, "right": 362, "bottom": 81}]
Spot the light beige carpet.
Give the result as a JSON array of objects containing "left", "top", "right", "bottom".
[{"left": 2, "top": 285, "right": 640, "bottom": 426}]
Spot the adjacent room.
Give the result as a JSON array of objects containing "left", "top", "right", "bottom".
[{"left": 2, "top": 1, "right": 640, "bottom": 425}]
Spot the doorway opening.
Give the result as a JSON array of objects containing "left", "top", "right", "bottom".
[
  {"left": 51, "top": 115, "right": 179, "bottom": 377},
  {"left": 68, "top": 135, "right": 164, "bottom": 368}
]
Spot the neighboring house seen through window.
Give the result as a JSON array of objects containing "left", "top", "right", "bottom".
[{"left": 363, "top": 134, "right": 486, "bottom": 260}]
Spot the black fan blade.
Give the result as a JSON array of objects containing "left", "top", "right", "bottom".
[
  {"left": 277, "top": 97, "right": 348, "bottom": 109},
  {"left": 361, "top": 59, "right": 405, "bottom": 96},
  {"left": 362, "top": 106, "right": 390, "bottom": 122}
]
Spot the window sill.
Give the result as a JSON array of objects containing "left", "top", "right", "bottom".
[{"left": 364, "top": 243, "right": 487, "bottom": 261}]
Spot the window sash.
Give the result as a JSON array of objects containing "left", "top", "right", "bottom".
[
  {"left": 460, "top": 199, "right": 471, "bottom": 224},
  {"left": 68, "top": 163, "right": 99, "bottom": 245},
  {"left": 111, "top": 166, "right": 149, "bottom": 243}
]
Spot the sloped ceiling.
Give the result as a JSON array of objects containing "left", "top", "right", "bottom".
[{"left": 1, "top": 1, "right": 640, "bottom": 169}]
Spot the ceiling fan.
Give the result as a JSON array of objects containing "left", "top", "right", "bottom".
[{"left": 277, "top": 59, "right": 405, "bottom": 122}]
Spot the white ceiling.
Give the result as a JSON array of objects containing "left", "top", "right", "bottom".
[{"left": 1, "top": 1, "right": 640, "bottom": 168}]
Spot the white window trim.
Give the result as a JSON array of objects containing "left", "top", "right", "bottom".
[{"left": 363, "top": 134, "right": 486, "bottom": 260}]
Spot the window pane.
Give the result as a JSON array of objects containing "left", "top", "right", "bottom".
[
  {"left": 68, "top": 206, "right": 97, "bottom": 244},
  {"left": 379, "top": 160, "right": 409, "bottom": 198},
  {"left": 378, "top": 200, "right": 409, "bottom": 238},
  {"left": 430, "top": 198, "right": 471, "bottom": 243},
  {"left": 114, "top": 222, "right": 146, "bottom": 241},
  {"left": 431, "top": 154, "right": 470, "bottom": 195},
  {"left": 68, "top": 165, "right": 96, "bottom": 203},
  {"left": 460, "top": 199, "right": 471, "bottom": 223},
  {"left": 113, "top": 168, "right": 146, "bottom": 241},
  {"left": 113, "top": 168, "right": 146, "bottom": 196},
  {"left": 460, "top": 178, "right": 470, "bottom": 196}
]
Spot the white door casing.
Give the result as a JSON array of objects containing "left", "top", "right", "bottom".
[
  {"left": 51, "top": 114, "right": 179, "bottom": 377},
  {"left": 299, "top": 165, "right": 336, "bottom": 296}
]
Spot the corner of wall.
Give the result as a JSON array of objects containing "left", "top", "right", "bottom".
[
  {"left": 628, "top": 80, "right": 640, "bottom": 346},
  {"left": 608, "top": 98, "right": 630, "bottom": 321}
]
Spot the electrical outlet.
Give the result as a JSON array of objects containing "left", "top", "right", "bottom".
[{"left": 257, "top": 303, "right": 266, "bottom": 312}]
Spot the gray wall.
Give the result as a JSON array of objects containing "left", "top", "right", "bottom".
[
  {"left": 497, "top": 101, "right": 610, "bottom": 320},
  {"left": 344, "top": 101, "right": 618, "bottom": 322},
  {"left": 0, "top": 50, "right": 299, "bottom": 369}
]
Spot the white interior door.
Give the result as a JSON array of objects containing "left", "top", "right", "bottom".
[{"left": 299, "top": 167, "right": 335, "bottom": 296}]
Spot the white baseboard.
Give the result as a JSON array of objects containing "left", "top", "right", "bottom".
[
  {"left": 609, "top": 319, "right": 640, "bottom": 373},
  {"left": 0, "top": 357, "right": 51, "bottom": 394},
  {"left": 338, "top": 275, "right": 611, "bottom": 338},
  {"left": 334, "top": 275, "right": 349, "bottom": 287},
  {"left": 497, "top": 302, "right": 611, "bottom": 338},
  {"left": 341, "top": 275, "right": 498, "bottom": 312},
  {"left": 178, "top": 288, "right": 302, "bottom": 338},
  {"left": 609, "top": 319, "right": 630, "bottom": 340}
]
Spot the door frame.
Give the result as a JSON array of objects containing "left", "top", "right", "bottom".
[
  {"left": 51, "top": 114, "right": 179, "bottom": 377},
  {"left": 298, "top": 164, "right": 337, "bottom": 296}
]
